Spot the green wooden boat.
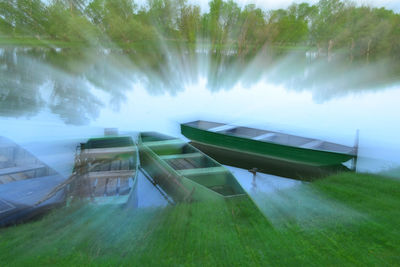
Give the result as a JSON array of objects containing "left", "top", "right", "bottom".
[
  {"left": 138, "top": 132, "right": 246, "bottom": 202},
  {"left": 70, "top": 135, "right": 139, "bottom": 206},
  {"left": 181, "top": 121, "right": 358, "bottom": 179}
]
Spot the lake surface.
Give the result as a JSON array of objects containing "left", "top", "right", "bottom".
[{"left": 1, "top": 46, "right": 399, "bottom": 195}]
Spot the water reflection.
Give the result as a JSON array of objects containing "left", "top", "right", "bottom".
[
  {"left": 1, "top": 46, "right": 400, "bottom": 174},
  {"left": 0, "top": 48, "right": 45, "bottom": 117},
  {"left": 1, "top": 46, "right": 400, "bottom": 125}
]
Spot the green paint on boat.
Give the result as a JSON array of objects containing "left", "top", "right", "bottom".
[
  {"left": 181, "top": 120, "right": 357, "bottom": 179},
  {"left": 181, "top": 121, "right": 357, "bottom": 167},
  {"left": 138, "top": 132, "right": 246, "bottom": 202}
]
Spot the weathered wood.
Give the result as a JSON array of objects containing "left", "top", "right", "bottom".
[
  {"left": 143, "top": 139, "right": 185, "bottom": 147},
  {"left": 120, "top": 159, "right": 130, "bottom": 170},
  {"left": 110, "top": 160, "right": 121, "bottom": 171},
  {"left": 0, "top": 144, "right": 16, "bottom": 149},
  {"left": 159, "top": 153, "right": 202, "bottom": 160},
  {"left": 166, "top": 158, "right": 199, "bottom": 170},
  {"left": 0, "top": 164, "right": 46, "bottom": 176},
  {"left": 177, "top": 166, "right": 227, "bottom": 176},
  {"left": 80, "top": 146, "right": 136, "bottom": 159},
  {"left": 0, "top": 174, "right": 65, "bottom": 206},
  {"left": 106, "top": 178, "right": 118, "bottom": 195},
  {"left": 253, "top": 133, "right": 276, "bottom": 141},
  {"left": 87, "top": 170, "right": 135, "bottom": 179},
  {"left": 0, "top": 199, "right": 15, "bottom": 214},
  {"left": 208, "top": 124, "right": 236, "bottom": 132},
  {"left": 300, "top": 140, "right": 324, "bottom": 149}
]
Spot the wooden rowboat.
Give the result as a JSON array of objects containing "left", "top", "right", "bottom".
[
  {"left": 0, "top": 137, "right": 65, "bottom": 226},
  {"left": 181, "top": 121, "right": 358, "bottom": 180},
  {"left": 70, "top": 135, "right": 139, "bottom": 206},
  {"left": 138, "top": 132, "right": 246, "bottom": 202}
]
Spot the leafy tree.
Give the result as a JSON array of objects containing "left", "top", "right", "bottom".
[
  {"left": 0, "top": 0, "right": 17, "bottom": 34},
  {"left": 177, "top": 1, "right": 200, "bottom": 42}
]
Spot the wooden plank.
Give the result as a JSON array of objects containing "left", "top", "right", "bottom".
[
  {"left": 208, "top": 125, "right": 236, "bottom": 132},
  {"left": 0, "top": 155, "right": 9, "bottom": 162},
  {"left": 159, "top": 153, "right": 202, "bottom": 160},
  {"left": 81, "top": 146, "right": 135, "bottom": 158},
  {"left": 0, "top": 175, "right": 15, "bottom": 184},
  {"left": 105, "top": 178, "right": 118, "bottom": 195},
  {"left": 177, "top": 167, "right": 227, "bottom": 177},
  {"left": 0, "top": 198, "right": 16, "bottom": 214},
  {"left": 0, "top": 174, "right": 65, "bottom": 206},
  {"left": 110, "top": 160, "right": 121, "bottom": 171},
  {"left": 90, "top": 161, "right": 110, "bottom": 172},
  {"left": 119, "top": 178, "right": 131, "bottom": 195},
  {"left": 87, "top": 170, "right": 135, "bottom": 179},
  {"left": 253, "top": 133, "right": 276, "bottom": 141},
  {"left": 167, "top": 158, "right": 198, "bottom": 170},
  {"left": 143, "top": 139, "right": 185, "bottom": 147},
  {"left": 92, "top": 178, "right": 106, "bottom": 196},
  {"left": 300, "top": 140, "right": 324, "bottom": 149},
  {"left": 120, "top": 159, "right": 130, "bottom": 170},
  {"left": 10, "top": 172, "right": 29, "bottom": 181},
  {"left": 0, "top": 143, "right": 16, "bottom": 149},
  {"left": 0, "top": 164, "right": 45, "bottom": 176}
]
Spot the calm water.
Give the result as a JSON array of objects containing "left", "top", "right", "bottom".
[{"left": 1, "top": 47, "right": 399, "bottom": 193}]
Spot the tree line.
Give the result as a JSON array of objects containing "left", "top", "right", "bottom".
[{"left": 1, "top": 0, "right": 400, "bottom": 60}]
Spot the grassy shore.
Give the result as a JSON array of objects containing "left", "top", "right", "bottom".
[{"left": 0, "top": 172, "right": 399, "bottom": 266}]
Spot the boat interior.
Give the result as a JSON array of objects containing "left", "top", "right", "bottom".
[
  {"left": 83, "top": 136, "right": 134, "bottom": 149},
  {"left": 78, "top": 136, "right": 137, "bottom": 198},
  {"left": 185, "top": 120, "right": 354, "bottom": 154},
  {"left": 0, "top": 137, "right": 57, "bottom": 185},
  {"left": 141, "top": 132, "right": 245, "bottom": 197}
]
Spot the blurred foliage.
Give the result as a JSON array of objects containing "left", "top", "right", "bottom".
[{"left": 0, "top": 0, "right": 399, "bottom": 59}]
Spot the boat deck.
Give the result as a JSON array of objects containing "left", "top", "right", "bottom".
[
  {"left": 0, "top": 174, "right": 65, "bottom": 207},
  {"left": 140, "top": 133, "right": 246, "bottom": 199},
  {"left": 0, "top": 137, "right": 58, "bottom": 186},
  {"left": 74, "top": 137, "right": 137, "bottom": 199},
  {"left": 0, "top": 137, "right": 65, "bottom": 212}
]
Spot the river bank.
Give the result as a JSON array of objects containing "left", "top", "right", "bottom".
[{"left": 1, "top": 172, "right": 398, "bottom": 265}]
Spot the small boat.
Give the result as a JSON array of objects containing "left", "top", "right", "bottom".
[
  {"left": 181, "top": 121, "right": 358, "bottom": 180},
  {"left": 69, "top": 135, "right": 139, "bottom": 206},
  {"left": 0, "top": 137, "right": 65, "bottom": 226},
  {"left": 138, "top": 132, "right": 246, "bottom": 202}
]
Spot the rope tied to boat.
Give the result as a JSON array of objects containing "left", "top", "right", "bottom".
[{"left": 33, "top": 155, "right": 129, "bottom": 207}]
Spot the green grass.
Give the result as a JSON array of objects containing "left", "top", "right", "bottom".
[{"left": 1, "top": 173, "right": 399, "bottom": 266}]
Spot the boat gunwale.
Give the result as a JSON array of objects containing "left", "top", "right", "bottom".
[
  {"left": 182, "top": 121, "right": 356, "bottom": 156},
  {"left": 78, "top": 135, "right": 139, "bottom": 202},
  {"left": 139, "top": 135, "right": 246, "bottom": 198}
]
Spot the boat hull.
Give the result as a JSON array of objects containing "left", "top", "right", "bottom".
[
  {"left": 0, "top": 137, "right": 66, "bottom": 227},
  {"left": 181, "top": 124, "right": 355, "bottom": 169},
  {"left": 138, "top": 133, "right": 247, "bottom": 203},
  {"left": 189, "top": 141, "right": 351, "bottom": 181},
  {"left": 0, "top": 174, "right": 66, "bottom": 227},
  {"left": 71, "top": 136, "right": 139, "bottom": 208}
]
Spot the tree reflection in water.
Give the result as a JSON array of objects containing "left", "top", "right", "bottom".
[{"left": 0, "top": 46, "right": 399, "bottom": 125}]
